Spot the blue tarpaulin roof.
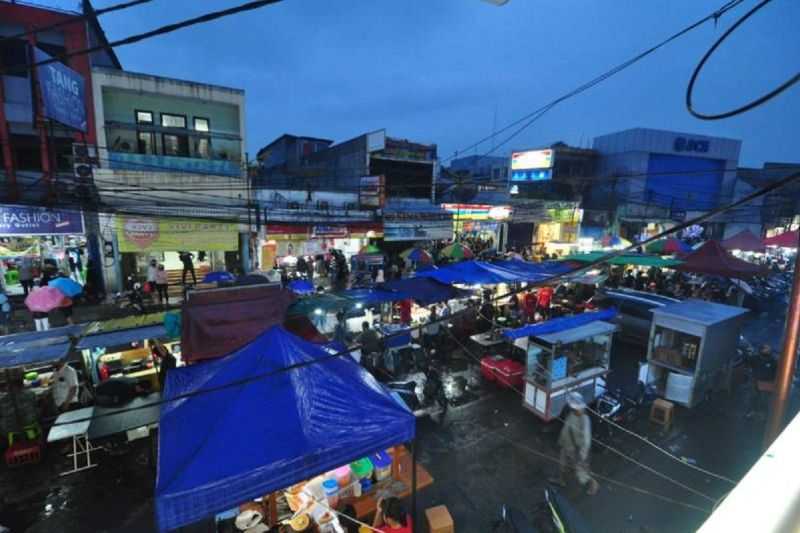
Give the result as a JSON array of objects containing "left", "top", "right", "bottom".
[
  {"left": 380, "top": 277, "right": 473, "bottom": 305},
  {"left": 76, "top": 324, "right": 169, "bottom": 350},
  {"left": 338, "top": 287, "right": 407, "bottom": 305},
  {"left": 155, "top": 326, "right": 415, "bottom": 532},
  {"left": 0, "top": 325, "right": 81, "bottom": 368},
  {"left": 503, "top": 308, "right": 618, "bottom": 340},
  {"left": 491, "top": 259, "right": 572, "bottom": 282}
]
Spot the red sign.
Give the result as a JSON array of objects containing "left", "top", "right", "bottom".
[{"left": 123, "top": 217, "right": 159, "bottom": 249}]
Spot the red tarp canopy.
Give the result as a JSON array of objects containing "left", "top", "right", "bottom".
[
  {"left": 677, "top": 240, "right": 767, "bottom": 279},
  {"left": 720, "top": 230, "right": 765, "bottom": 253},
  {"left": 283, "top": 314, "right": 329, "bottom": 344},
  {"left": 764, "top": 230, "right": 800, "bottom": 248},
  {"left": 181, "top": 285, "right": 295, "bottom": 362}
]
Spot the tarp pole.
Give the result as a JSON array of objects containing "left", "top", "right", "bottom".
[{"left": 411, "top": 438, "right": 418, "bottom": 532}]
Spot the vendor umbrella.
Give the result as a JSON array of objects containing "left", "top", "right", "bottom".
[
  {"left": 600, "top": 235, "right": 631, "bottom": 248},
  {"left": 440, "top": 242, "right": 473, "bottom": 260},
  {"left": 645, "top": 238, "right": 691, "bottom": 255},
  {"left": 764, "top": 230, "right": 800, "bottom": 248},
  {"left": 48, "top": 277, "right": 83, "bottom": 298},
  {"left": 25, "top": 286, "right": 71, "bottom": 313},
  {"left": 400, "top": 247, "right": 432, "bottom": 263},
  {"left": 202, "top": 271, "right": 235, "bottom": 283}
]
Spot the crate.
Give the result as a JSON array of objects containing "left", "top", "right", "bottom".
[{"left": 5, "top": 441, "right": 42, "bottom": 467}]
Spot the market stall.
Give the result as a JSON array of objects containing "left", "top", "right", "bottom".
[
  {"left": 156, "top": 326, "right": 424, "bottom": 533},
  {"left": 504, "top": 310, "right": 618, "bottom": 422},
  {"left": 646, "top": 299, "right": 748, "bottom": 407}
]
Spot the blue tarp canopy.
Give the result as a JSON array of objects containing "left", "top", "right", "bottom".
[
  {"left": 76, "top": 324, "right": 168, "bottom": 350},
  {"left": 338, "top": 287, "right": 407, "bottom": 305},
  {"left": 416, "top": 260, "right": 520, "bottom": 285},
  {"left": 491, "top": 259, "right": 572, "bottom": 282},
  {"left": 381, "top": 277, "right": 473, "bottom": 305},
  {"left": 156, "top": 326, "right": 415, "bottom": 532},
  {"left": 503, "top": 308, "right": 618, "bottom": 340},
  {"left": 0, "top": 325, "right": 81, "bottom": 369}
]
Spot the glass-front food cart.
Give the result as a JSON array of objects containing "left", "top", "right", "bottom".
[{"left": 514, "top": 319, "right": 617, "bottom": 422}]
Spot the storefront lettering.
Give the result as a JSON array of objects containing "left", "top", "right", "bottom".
[{"left": 674, "top": 137, "right": 710, "bottom": 153}]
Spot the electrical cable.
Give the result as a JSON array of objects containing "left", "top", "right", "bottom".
[
  {"left": 686, "top": 0, "right": 800, "bottom": 121},
  {"left": 3, "top": 0, "right": 286, "bottom": 73},
  {"left": 441, "top": 0, "right": 745, "bottom": 164},
  {"left": 0, "top": 0, "right": 154, "bottom": 43},
  {"left": 43, "top": 168, "right": 800, "bottom": 430}
]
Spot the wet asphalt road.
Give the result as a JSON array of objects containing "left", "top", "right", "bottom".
[{"left": 1, "top": 306, "right": 796, "bottom": 533}]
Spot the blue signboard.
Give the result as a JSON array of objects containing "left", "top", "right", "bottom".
[
  {"left": 511, "top": 168, "right": 552, "bottom": 182},
  {"left": 0, "top": 205, "right": 85, "bottom": 236},
  {"left": 33, "top": 47, "right": 87, "bottom": 132}
]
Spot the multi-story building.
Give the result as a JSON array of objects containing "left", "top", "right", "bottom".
[
  {"left": 90, "top": 68, "right": 249, "bottom": 290},
  {"left": 586, "top": 127, "right": 741, "bottom": 243},
  {"left": 0, "top": 0, "right": 120, "bottom": 294}
]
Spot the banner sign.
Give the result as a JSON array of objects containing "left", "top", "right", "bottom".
[
  {"left": 0, "top": 205, "right": 84, "bottom": 236},
  {"left": 359, "top": 175, "right": 386, "bottom": 208},
  {"left": 117, "top": 215, "right": 238, "bottom": 252},
  {"left": 33, "top": 47, "right": 87, "bottom": 132},
  {"left": 311, "top": 225, "right": 349, "bottom": 238},
  {"left": 384, "top": 222, "right": 452, "bottom": 242}
]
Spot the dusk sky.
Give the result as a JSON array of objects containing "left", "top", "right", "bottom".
[{"left": 51, "top": 0, "right": 800, "bottom": 167}]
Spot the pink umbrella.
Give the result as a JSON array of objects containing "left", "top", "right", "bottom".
[{"left": 25, "top": 286, "right": 71, "bottom": 313}]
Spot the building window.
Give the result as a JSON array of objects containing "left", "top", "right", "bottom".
[
  {"left": 161, "top": 113, "right": 187, "bottom": 129},
  {"left": 0, "top": 39, "right": 29, "bottom": 78},
  {"left": 193, "top": 117, "right": 210, "bottom": 132},
  {"left": 163, "top": 134, "right": 189, "bottom": 157},
  {"left": 137, "top": 132, "right": 155, "bottom": 155},
  {"left": 135, "top": 110, "right": 154, "bottom": 124}
]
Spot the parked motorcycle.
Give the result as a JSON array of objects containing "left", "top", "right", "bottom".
[
  {"left": 385, "top": 361, "right": 448, "bottom": 419},
  {"left": 594, "top": 381, "right": 655, "bottom": 442},
  {"left": 113, "top": 275, "right": 146, "bottom": 314}
]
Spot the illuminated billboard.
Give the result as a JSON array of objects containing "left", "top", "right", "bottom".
[{"left": 510, "top": 149, "right": 554, "bottom": 182}]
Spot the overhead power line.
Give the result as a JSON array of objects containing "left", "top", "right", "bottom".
[
  {"left": 686, "top": 0, "right": 800, "bottom": 120},
  {"left": 0, "top": 0, "right": 154, "bottom": 43},
  {"left": 2, "top": 0, "right": 286, "bottom": 73},
  {"left": 441, "top": 0, "right": 746, "bottom": 164}
]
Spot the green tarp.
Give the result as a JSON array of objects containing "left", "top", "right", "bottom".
[{"left": 561, "top": 252, "right": 683, "bottom": 268}]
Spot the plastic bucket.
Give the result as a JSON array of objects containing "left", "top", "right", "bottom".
[
  {"left": 350, "top": 458, "right": 373, "bottom": 480},
  {"left": 322, "top": 479, "right": 339, "bottom": 508},
  {"left": 333, "top": 465, "right": 352, "bottom": 487},
  {"left": 370, "top": 451, "right": 392, "bottom": 481}
]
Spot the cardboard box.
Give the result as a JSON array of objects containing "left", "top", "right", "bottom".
[{"left": 425, "top": 505, "right": 454, "bottom": 533}]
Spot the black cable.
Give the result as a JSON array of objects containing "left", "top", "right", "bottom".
[
  {"left": 2, "top": 0, "right": 286, "bottom": 73},
  {"left": 0, "top": 0, "right": 154, "bottom": 44},
  {"left": 441, "top": 0, "right": 745, "bottom": 163},
  {"left": 686, "top": 0, "right": 800, "bottom": 121},
  {"left": 44, "top": 168, "right": 800, "bottom": 428}
]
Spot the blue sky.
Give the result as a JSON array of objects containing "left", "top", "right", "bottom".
[{"left": 51, "top": 0, "right": 800, "bottom": 166}]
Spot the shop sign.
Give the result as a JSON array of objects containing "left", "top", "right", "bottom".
[
  {"left": 441, "top": 204, "right": 512, "bottom": 221},
  {"left": 116, "top": 215, "right": 238, "bottom": 252},
  {"left": 0, "top": 205, "right": 84, "bottom": 236},
  {"left": 673, "top": 137, "right": 710, "bottom": 154},
  {"left": 33, "top": 47, "right": 87, "bottom": 132},
  {"left": 384, "top": 222, "right": 452, "bottom": 242},
  {"left": 311, "top": 225, "right": 348, "bottom": 238},
  {"left": 546, "top": 208, "right": 583, "bottom": 224},
  {"left": 359, "top": 175, "right": 386, "bottom": 208}
]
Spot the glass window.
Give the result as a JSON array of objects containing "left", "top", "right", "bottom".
[
  {"left": 194, "top": 117, "right": 210, "bottom": 132},
  {"left": 163, "top": 134, "right": 189, "bottom": 157},
  {"left": 136, "top": 111, "right": 153, "bottom": 124},
  {"left": 195, "top": 137, "right": 210, "bottom": 158},
  {"left": 161, "top": 113, "right": 186, "bottom": 129},
  {"left": 137, "top": 132, "right": 155, "bottom": 155}
]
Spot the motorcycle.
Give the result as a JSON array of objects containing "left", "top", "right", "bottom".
[
  {"left": 491, "top": 486, "right": 592, "bottom": 533},
  {"left": 385, "top": 361, "right": 449, "bottom": 419},
  {"left": 594, "top": 381, "right": 655, "bottom": 442},
  {"left": 113, "top": 275, "right": 146, "bottom": 314}
]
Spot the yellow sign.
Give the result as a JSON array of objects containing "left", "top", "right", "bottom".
[{"left": 116, "top": 215, "right": 238, "bottom": 252}]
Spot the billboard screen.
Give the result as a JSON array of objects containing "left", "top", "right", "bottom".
[
  {"left": 510, "top": 149, "right": 553, "bottom": 182},
  {"left": 33, "top": 47, "right": 87, "bottom": 132}
]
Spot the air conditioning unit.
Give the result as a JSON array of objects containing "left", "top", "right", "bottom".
[
  {"left": 72, "top": 143, "right": 99, "bottom": 166},
  {"left": 73, "top": 162, "right": 93, "bottom": 181}
]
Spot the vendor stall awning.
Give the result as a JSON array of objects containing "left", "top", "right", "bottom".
[
  {"left": 76, "top": 324, "right": 169, "bottom": 350},
  {"left": 490, "top": 259, "right": 572, "bottom": 282},
  {"left": 720, "top": 230, "right": 765, "bottom": 253},
  {"left": 503, "top": 308, "right": 618, "bottom": 340},
  {"left": 676, "top": 240, "right": 767, "bottom": 280},
  {"left": 156, "top": 326, "right": 415, "bottom": 532},
  {"left": 415, "top": 260, "right": 521, "bottom": 285},
  {"left": 0, "top": 325, "right": 81, "bottom": 368},
  {"left": 561, "top": 252, "right": 683, "bottom": 268},
  {"left": 381, "top": 277, "right": 473, "bottom": 305}
]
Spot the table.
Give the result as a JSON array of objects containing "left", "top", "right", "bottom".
[
  {"left": 47, "top": 393, "right": 162, "bottom": 476},
  {"left": 48, "top": 407, "right": 100, "bottom": 476}
]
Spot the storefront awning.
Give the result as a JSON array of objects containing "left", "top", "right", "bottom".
[{"left": 561, "top": 252, "right": 683, "bottom": 268}]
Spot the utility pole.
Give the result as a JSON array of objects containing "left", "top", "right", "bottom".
[{"left": 764, "top": 232, "right": 800, "bottom": 447}]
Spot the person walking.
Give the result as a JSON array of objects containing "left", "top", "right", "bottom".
[
  {"left": 179, "top": 252, "right": 196, "bottom": 285},
  {"left": 155, "top": 264, "right": 169, "bottom": 306},
  {"left": 551, "top": 392, "right": 599, "bottom": 495},
  {"left": 18, "top": 258, "right": 34, "bottom": 296}
]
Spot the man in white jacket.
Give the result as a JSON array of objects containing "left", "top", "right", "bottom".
[{"left": 551, "top": 391, "right": 599, "bottom": 495}]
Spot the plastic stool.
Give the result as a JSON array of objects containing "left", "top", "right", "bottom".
[
  {"left": 5, "top": 441, "right": 42, "bottom": 467},
  {"left": 650, "top": 399, "right": 674, "bottom": 430}
]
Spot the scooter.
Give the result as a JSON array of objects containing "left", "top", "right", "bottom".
[
  {"left": 595, "top": 381, "right": 654, "bottom": 442},
  {"left": 113, "top": 275, "right": 146, "bottom": 314}
]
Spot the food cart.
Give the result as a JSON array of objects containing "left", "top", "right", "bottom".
[
  {"left": 646, "top": 299, "right": 748, "bottom": 407},
  {"left": 505, "top": 311, "right": 617, "bottom": 422}
]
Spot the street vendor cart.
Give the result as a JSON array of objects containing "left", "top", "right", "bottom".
[
  {"left": 505, "top": 311, "right": 617, "bottom": 422},
  {"left": 646, "top": 299, "right": 747, "bottom": 407}
]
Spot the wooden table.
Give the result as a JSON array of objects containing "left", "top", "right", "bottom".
[{"left": 350, "top": 446, "right": 434, "bottom": 519}]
